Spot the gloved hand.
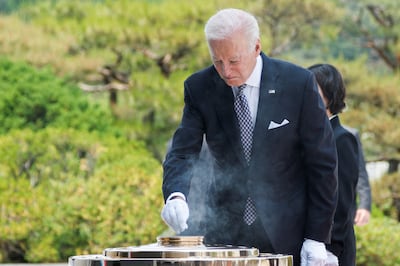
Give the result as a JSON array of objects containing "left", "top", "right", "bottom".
[
  {"left": 325, "top": 250, "right": 338, "bottom": 266},
  {"left": 161, "top": 195, "right": 189, "bottom": 234},
  {"left": 300, "top": 239, "right": 327, "bottom": 266}
]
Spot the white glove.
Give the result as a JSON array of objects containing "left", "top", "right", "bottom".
[
  {"left": 325, "top": 250, "right": 338, "bottom": 266},
  {"left": 161, "top": 194, "right": 189, "bottom": 234},
  {"left": 300, "top": 239, "right": 327, "bottom": 266}
]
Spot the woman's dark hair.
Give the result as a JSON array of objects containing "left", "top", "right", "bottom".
[{"left": 308, "top": 63, "right": 346, "bottom": 115}]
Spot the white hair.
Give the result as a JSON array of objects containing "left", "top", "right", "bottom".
[{"left": 204, "top": 8, "right": 260, "bottom": 48}]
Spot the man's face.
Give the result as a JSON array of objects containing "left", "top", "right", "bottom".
[{"left": 209, "top": 31, "right": 261, "bottom": 87}]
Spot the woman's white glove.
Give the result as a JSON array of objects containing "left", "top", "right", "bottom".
[
  {"left": 300, "top": 239, "right": 327, "bottom": 266},
  {"left": 324, "top": 250, "right": 339, "bottom": 266},
  {"left": 161, "top": 194, "right": 189, "bottom": 234}
]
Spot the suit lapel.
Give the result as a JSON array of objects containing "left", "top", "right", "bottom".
[
  {"left": 212, "top": 74, "right": 245, "bottom": 163},
  {"left": 212, "top": 53, "right": 281, "bottom": 166},
  {"left": 251, "top": 54, "right": 280, "bottom": 159}
]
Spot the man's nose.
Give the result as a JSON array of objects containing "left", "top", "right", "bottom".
[{"left": 221, "top": 64, "right": 232, "bottom": 77}]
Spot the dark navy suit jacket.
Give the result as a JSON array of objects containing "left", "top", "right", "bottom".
[
  {"left": 327, "top": 116, "right": 359, "bottom": 266},
  {"left": 163, "top": 52, "right": 338, "bottom": 263}
]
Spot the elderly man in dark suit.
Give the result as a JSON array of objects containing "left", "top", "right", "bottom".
[{"left": 161, "top": 8, "right": 338, "bottom": 266}]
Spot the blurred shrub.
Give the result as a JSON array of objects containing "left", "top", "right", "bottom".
[
  {"left": 0, "top": 127, "right": 166, "bottom": 262},
  {"left": 371, "top": 172, "right": 400, "bottom": 221},
  {"left": 0, "top": 0, "right": 38, "bottom": 14},
  {"left": 355, "top": 215, "right": 400, "bottom": 266},
  {"left": 0, "top": 57, "right": 113, "bottom": 134}
]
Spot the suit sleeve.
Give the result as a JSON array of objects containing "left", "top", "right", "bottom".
[
  {"left": 300, "top": 74, "right": 338, "bottom": 243},
  {"left": 327, "top": 132, "right": 358, "bottom": 256},
  {"left": 162, "top": 80, "right": 204, "bottom": 202},
  {"left": 355, "top": 133, "right": 372, "bottom": 211}
]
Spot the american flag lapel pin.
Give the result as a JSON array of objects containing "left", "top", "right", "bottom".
[{"left": 268, "top": 89, "right": 276, "bottom": 94}]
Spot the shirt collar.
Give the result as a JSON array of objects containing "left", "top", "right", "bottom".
[
  {"left": 329, "top": 114, "right": 338, "bottom": 120},
  {"left": 244, "top": 55, "right": 262, "bottom": 88}
]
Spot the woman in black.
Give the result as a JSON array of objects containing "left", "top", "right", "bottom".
[{"left": 309, "top": 64, "right": 359, "bottom": 266}]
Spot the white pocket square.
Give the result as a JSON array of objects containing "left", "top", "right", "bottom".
[{"left": 268, "top": 119, "right": 290, "bottom": 130}]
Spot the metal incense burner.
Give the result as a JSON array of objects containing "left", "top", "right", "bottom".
[{"left": 68, "top": 236, "right": 293, "bottom": 266}]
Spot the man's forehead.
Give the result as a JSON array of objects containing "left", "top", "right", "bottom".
[{"left": 211, "top": 54, "right": 241, "bottom": 60}]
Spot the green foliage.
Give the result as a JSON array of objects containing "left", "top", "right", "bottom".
[
  {"left": 355, "top": 216, "right": 400, "bottom": 266},
  {"left": 0, "top": 127, "right": 166, "bottom": 262},
  {"left": 337, "top": 58, "right": 400, "bottom": 163},
  {"left": 344, "top": 0, "right": 400, "bottom": 71},
  {"left": 253, "top": 0, "right": 344, "bottom": 56},
  {"left": 0, "top": 0, "right": 399, "bottom": 263},
  {"left": 0, "top": 58, "right": 113, "bottom": 134},
  {"left": 3, "top": 0, "right": 224, "bottom": 158},
  {"left": 370, "top": 172, "right": 400, "bottom": 221},
  {"left": 0, "top": 0, "right": 38, "bottom": 14},
  {"left": 17, "top": 0, "right": 212, "bottom": 59}
]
